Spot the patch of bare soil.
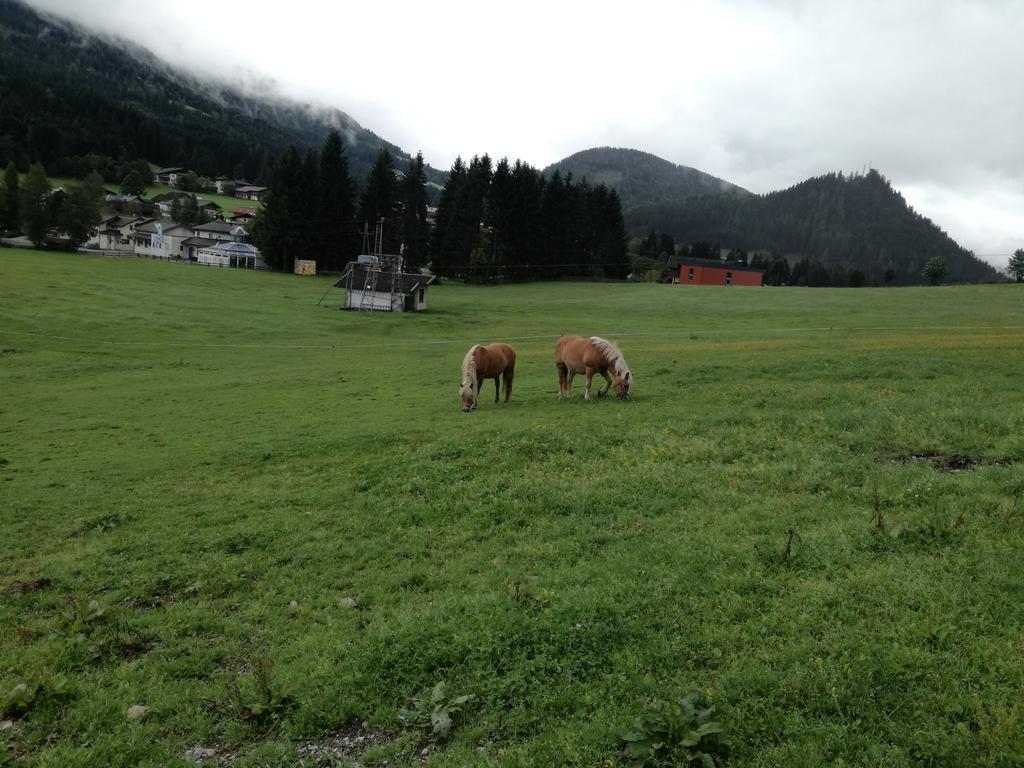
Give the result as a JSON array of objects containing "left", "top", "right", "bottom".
[
  {"left": 3, "top": 577, "right": 52, "bottom": 594},
  {"left": 294, "top": 720, "right": 399, "bottom": 766},
  {"left": 883, "top": 453, "right": 1012, "bottom": 472}
]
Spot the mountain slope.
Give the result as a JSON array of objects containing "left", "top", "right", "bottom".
[
  {"left": 628, "top": 169, "right": 1001, "bottom": 284},
  {"left": 543, "top": 147, "right": 748, "bottom": 210},
  {"left": 0, "top": 0, "right": 445, "bottom": 184}
]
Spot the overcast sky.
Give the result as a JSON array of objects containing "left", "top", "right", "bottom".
[{"left": 25, "top": 0, "right": 1024, "bottom": 268}]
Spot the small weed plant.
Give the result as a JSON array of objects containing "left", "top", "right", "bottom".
[
  {"left": 620, "top": 692, "right": 729, "bottom": 768},
  {"left": 399, "top": 681, "right": 474, "bottom": 743},
  {"left": 1, "top": 670, "right": 70, "bottom": 717},
  {"left": 228, "top": 657, "right": 295, "bottom": 726}
]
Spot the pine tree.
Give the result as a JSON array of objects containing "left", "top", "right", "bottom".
[
  {"left": 252, "top": 147, "right": 305, "bottom": 272},
  {"left": 58, "top": 171, "right": 105, "bottom": 248},
  {"left": 485, "top": 158, "right": 514, "bottom": 278},
  {"left": 357, "top": 148, "right": 399, "bottom": 254},
  {"left": 1007, "top": 249, "right": 1024, "bottom": 282},
  {"left": 298, "top": 148, "right": 321, "bottom": 264},
  {"left": 2, "top": 162, "right": 20, "bottom": 233},
  {"left": 316, "top": 129, "right": 356, "bottom": 272},
  {"left": 505, "top": 160, "right": 545, "bottom": 280},
  {"left": 399, "top": 152, "right": 430, "bottom": 273},
  {"left": 430, "top": 157, "right": 467, "bottom": 278},
  {"left": 21, "top": 162, "right": 52, "bottom": 246}
]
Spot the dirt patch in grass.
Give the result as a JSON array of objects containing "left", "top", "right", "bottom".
[
  {"left": 883, "top": 453, "right": 1012, "bottom": 472},
  {"left": 3, "top": 577, "right": 52, "bottom": 594},
  {"left": 294, "top": 720, "right": 399, "bottom": 766}
]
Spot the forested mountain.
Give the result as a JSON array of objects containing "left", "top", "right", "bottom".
[
  {"left": 0, "top": 0, "right": 445, "bottom": 185},
  {"left": 543, "top": 147, "right": 748, "bottom": 210},
  {"left": 629, "top": 170, "right": 1001, "bottom": 285}
]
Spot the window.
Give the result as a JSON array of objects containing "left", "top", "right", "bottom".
[
  {"left": 688, "top": 268, "right": 694, "bottom": 281},
  {"left": 726, "top": 271, "right": 733, "bottom": 285}
]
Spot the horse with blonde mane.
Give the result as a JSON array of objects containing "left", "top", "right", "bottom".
[
  {"left": 459, "top": 343, "right": 516, "bottom": 412},
  {"left": 555, "top": 336, "right": 633, "bottom": 400}
]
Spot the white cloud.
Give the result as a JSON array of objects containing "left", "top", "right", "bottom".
[{"left": 23, "top": 0, "right": 1024, "bottom": 266}]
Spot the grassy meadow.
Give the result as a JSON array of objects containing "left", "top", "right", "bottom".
[{"left": 1, "top": 249, "right": 1023, "bottom": 767}]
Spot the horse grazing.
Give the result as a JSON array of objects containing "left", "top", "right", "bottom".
[
  {"left": 555, "top": 335, "right": 633, "bottom": 400},
  {"left": 459, "top": 343, "right": 516, "bottom": 412}
]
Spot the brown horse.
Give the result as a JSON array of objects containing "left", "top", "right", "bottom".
[
  {"left": 555, "top": 335, "right": 633, "bottom": 400},
  {"left": 459, "top": 343, "right": 516, "bottom": 411}
]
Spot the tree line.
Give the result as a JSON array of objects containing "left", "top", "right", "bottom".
[
  {"left": 628, "top": 170, "right": 1002, "bottom": 285},
  {"left": 253, "top": 132, "right": 628, "bottom": 281},
  {"left": 430, "top": 157, "right": 627, "bottom": 282},
  {"left": 0, "top": 162, "right": 105, "bottom": 249},
  {"left": 251, "top": 131, "right": 430, "bottom": 274}
]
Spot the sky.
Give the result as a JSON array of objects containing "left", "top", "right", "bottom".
[{"left": 24, "top": 0, "right": 1024, "bottom": 269}]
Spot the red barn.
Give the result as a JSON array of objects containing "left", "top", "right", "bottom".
[{"left": 676, "top": 257, "right": 764, "bottom": 286}]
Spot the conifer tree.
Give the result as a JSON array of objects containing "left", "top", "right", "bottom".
[
  {"left": 399, "top": 152, "right": 430, "bottom": 272},
  {"left": 20, "top": 162, "right": 52, "bottom": 246},
  {"left": 2, "top": 162, "right": 20, "bottom": 233},
  {"left": 1007, "top": 249, "right": 1024, "bottom": 282},
  {"left": 357, "top": 148, "right": 399, "bottom": 253},
  {"left": 430, "top": 157, "right": 466, "bottom": 277},
  {"left": 316, "top": 129, "right": 356, "bottom": 271},
  {"left": 252, "top": 147, "right": 305, "bottom": 272},
  {"left": 58, "top": 171, "right": 105, "bottom": 248}
]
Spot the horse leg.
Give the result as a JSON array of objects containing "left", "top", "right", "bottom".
[
  {"left": 494, "top": 376, "right": 500, "bottom": 403},
  {"left": 598, "top": 369, "right": 613, "bottom": 397},
  {"left": 556, "top": 363, "right": 567, "bottom": 398},
  {"left": 584, "top": 367, "right": 596, "bottom": 400},
  {"left": 503, "top": 368, "right": 514, "bottom": 402},
  {"left": 566, "top": 369, "right": 576, "bottom": 398}
]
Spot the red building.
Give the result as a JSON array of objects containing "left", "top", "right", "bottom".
[{"left": 676, "top": 257, "right": 764, "bottom": 286}]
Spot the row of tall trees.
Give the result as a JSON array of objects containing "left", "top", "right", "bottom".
[
  {"left": 252, "top": 131, "right": 431, "bottom": 274},
  {"left": 0, "top": 162, "right": 105, "bottom": 248},
  {"left": 254, "top": 136, "right": 628, "bottom": 281},
  {"left": 431, "top": 159, "right": 627, "bottom": 282}
]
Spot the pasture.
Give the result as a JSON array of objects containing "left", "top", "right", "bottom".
[{"left": 1, "top": 249, "right": 1023, "bottom": 767}]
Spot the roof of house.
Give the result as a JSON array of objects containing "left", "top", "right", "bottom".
[
  {"left": 334, "top": 263, "right": 436, "bottom": 295},
  {"left": 181, "top": 237, "right": 220, "bottom": 248},
  {"left": 671, "top": 256, "right": 766, "bottom": 274},
  {"left": 195, "top": 199, "right": 221, "bottom": 209},
  {"left": 193, "top": 220, "right": 241, "bottom": 234},
  {"left": 198, "top": 241, "right": 261, "bottom": 257},
  {"left": 154, "top": 167, "right": 184, "bottom": 174},
  {"left": 234, "top": 185, "right": 268, "bottom": 193},
  {"left": 133, "top": 220, "right": 192, "bottom": 235},
  {"left": 232, "top": 207, "right": 258, "bottom": 215},
  {"left": 150, "top": 192, "right": 186, "bottom": 204}
]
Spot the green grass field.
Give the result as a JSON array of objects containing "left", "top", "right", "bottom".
[{"left": 2, "top": 249, "right": 1023, "bottom": 767}]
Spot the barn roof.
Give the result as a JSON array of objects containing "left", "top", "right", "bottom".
[
  {"left": 335, "top": 263, "right": 436, "bottom": 295},
  {"left": 671, "top": 256, "right": 765, "bottom": 274}
]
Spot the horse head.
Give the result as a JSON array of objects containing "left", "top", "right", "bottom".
[
  {"left": 459, "top": 381, "right": 476, "bottom": 412},
  {"left": 615, "top": 369, "right": 633, "bottom": 400}
]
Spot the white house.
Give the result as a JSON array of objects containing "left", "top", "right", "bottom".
[
  {"left": 131, "top": 220, "right": 194, "bottom": 259},
  {"left": 196, "top": 241, "right": 265, "bottom": 269},
  {"left": 96, "top": 215, "right": 145, "bottom": 252},
  {"left": 192, "top": 220, "right": 246, "bottom": 242},
  {"left": 153, "top": 167, "right": 185, "bottom": 186},
  {"left": 234, "top": 185, "right": 268, "bottom": 202}
]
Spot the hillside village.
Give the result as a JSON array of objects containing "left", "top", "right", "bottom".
[{"left": 90, "top": 168, "right": 266, "bottom": 268}]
